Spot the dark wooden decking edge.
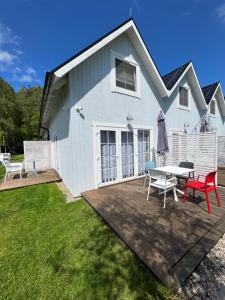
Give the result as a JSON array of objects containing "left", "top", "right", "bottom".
[
  {"left": 0, "top": 179, "right": 62, "bottom": 192},
  {"left": 169, "top": 215, "right": 225, "bottom": 283},
  {"left": 82, "top": 191, "right": 172, "bottom": 286}
]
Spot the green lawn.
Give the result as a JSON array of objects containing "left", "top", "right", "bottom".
[
  {"left": 0, "top": 183, "right": 179, "bottom": 300},
  {"left": 0, "top": 154, "right": 24, "bottom": 181}
]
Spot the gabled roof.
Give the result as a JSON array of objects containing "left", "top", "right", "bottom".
[
  {"left": 201, "top": 82, "right": 225, "bottom": 116},
  {"left": 201, "top": 82, "right": 219, "bottom": 105},
  {"left": 162, "top": 61, "right": 191, "bottom": 90},
  {"left": 40, "top": 18, "right": 210, "bottom": 129}
]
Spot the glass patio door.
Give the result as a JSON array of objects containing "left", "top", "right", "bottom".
[
  {"left": 138, "top": 130, "right": 150, "bottom": 175},
  {"left": 100, "top": 130, "right": 117, "bottom": 183},
  {"left": 121, "top": 131, "right": 134, "bottom": 178}
]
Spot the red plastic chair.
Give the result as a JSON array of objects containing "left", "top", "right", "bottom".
[{"left": 183, "top": 171, "right": 220, "bottom": 214}]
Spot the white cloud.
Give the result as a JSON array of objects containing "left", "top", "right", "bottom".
[
  {"left": 216, "top": 3, "right": 225, "bottom": 24},
  {"left": 0, "top": 50, "right": 17, "bottom": 64},
  {"left": 13, "top": 67, "right": 22, "bottom": 73},
  {"left": 0, "top": 23, "right": 42, "bottom": 86},
  {"left": 26, "top": 67, "right": 36, "bottom": 75},
  {"left": 0, "top": 23, "right": 20, "bottom": 46},
  {"left": 13, "top": 49, "right": 23, "bottom": 55},
  {"left": 12, "top": 66, "right": 40, "bottom": 85},
  {"left": 19, "top": 74, "right": 33, "bottom": 83}
]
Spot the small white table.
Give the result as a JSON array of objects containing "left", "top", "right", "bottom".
[
  {"left": 27, "top": 159, "right": 40, "bottom": 176},
  {"left": 154, "top": 165, "right": 195, "bottom": 195}
]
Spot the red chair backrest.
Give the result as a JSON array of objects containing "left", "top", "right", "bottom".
[{"left": 205, "top": 171, "right": 217, "bottom": 185}]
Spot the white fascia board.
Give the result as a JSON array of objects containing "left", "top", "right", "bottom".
[
  {"left": 167, "top": 62, "right": 207, "bottom": 110},
  {"left": 54, "top": 20, "right": 134, "bottom": 78},
  {"left": 53, "top": 20, "right": 168, "bottom": 97},
  {"left": 214, "top": 84, "right": 225, "bottom": 116},
  {"left": 127, "top": 25, "right": 168, "bottom": 97}
]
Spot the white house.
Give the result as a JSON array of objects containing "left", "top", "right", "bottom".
[
  {"left": 39, "top": 18, "right": 225, "bottom": 197},
  {"left": 201, "top": 82, "right": 225, "bottom": 134}
]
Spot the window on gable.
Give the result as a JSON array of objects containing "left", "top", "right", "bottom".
[
  {"left": 210, "top": 99, "right": 216, "bottom": 115},
  {"left": 115, "top": 58, "right": 136, "bottom": 92},
  {"left": 179, "top": 86, "right": 189, "bottom": 108}
]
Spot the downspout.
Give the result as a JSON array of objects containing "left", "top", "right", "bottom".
[
  {"left": 39, "top": 126, "right": 50, "bottom": 141},
  {"left": 39, "top": 72, "right": 54, "bottom": 136}
]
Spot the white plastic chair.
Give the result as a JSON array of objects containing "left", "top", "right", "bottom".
[
  {"left": 146, "top": 170, "right": 178, "bottom": 208},
  {"left": 143, "top": 160, "right": 157, "bottom": 187},
  {"left": 0, "top": 153, "right": 10, "bottom": 161},
  {"left": 0, "top": 155, "right": 23, "bottom": 181}
]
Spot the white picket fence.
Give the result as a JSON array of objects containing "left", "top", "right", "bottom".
[
  {"left": 218, "top": 136, "right": 225, "bottom": 167},
  {"left": 158, "top": 132, "right": 217, "bottom": 177}
]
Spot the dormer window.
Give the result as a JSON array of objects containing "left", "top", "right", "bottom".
[
  {"left": 210, "top": 99, "right": 216, "bottom": 116},
  {"left": 111, "top": 50, "right": 141, "bottom": 98},
  {"left": 178, "top": 86, "right": 190, "bottom": 109},
  {"left": 115, "top": 59, "right": 136, "bottom": 92}
]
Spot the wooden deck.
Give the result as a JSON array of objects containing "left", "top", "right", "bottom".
[
  {"left": 82, "top": 178, "right": 225, "bottom": 286},
  {"left": 0, "top": 169, "right": 61, "bottom": 191}
]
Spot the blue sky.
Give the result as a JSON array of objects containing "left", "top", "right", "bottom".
[{"left": 0, "top": 0, "right": 225, "bottom": 91}]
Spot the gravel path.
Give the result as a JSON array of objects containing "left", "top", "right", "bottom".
[{"left": 179, "top": 233, "right": 225, "bottom": 299}]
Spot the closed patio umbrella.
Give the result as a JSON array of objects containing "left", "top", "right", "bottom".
[
  {"left": 157, "top": 111, "right": 169, "bottom": 155},
  {"left": 200, "top": 114, "right": 211, "bottom": 132}
]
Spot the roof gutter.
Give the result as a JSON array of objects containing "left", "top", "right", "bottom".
[{"left": 39, "top": 71, "right": 54, "bottom": 135}]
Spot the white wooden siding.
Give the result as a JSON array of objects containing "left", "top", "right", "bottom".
[
  {"left": 48, "top": 32, "right": 209, "bottom": 197},
  {"left": 218, "top": 135, "right": 225, "bottom": 166}
]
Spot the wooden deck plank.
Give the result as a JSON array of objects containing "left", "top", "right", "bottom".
[
  {"left": 0, "top": 169, "right": 61, "bottom": 191},
  {"left": 82, "top": 179, "right": 225, "bottom": 286}
]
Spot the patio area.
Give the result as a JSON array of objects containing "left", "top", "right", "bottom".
[
  {"left": 0, "top": 169, "right": 61, "bottom": 191},
  {"left": 82, "top": 178, "right": 225, "bottom": 286}
]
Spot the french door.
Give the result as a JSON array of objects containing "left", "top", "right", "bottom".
[
  {"left": 121, "top": 131, "right": 134, "bottom": 178},
  {"left": 138, "top": 130, "right": 150, "bottom": 175},
  {"left": 96, "top": 126, "right": 151, "bottom": 186},
  {"left": 100, "top": 130, "right": 117, "bottom": 183}
]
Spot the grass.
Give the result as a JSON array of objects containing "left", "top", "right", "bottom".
[
  {"left": 0, "top": 154, "right": 24, "bottom": 181},
  {"left": 0, "top": 183, "right": 180, "bottom": 300}
]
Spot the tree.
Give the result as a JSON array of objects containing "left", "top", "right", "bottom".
[
  {"left": 16, "top": 86, "right": 42, "bottom": 142},
  {"left": 0, "top": 78, "right": 43, "bottom": 153},
  {"left": 0, "top": 78, "right": 17, "bottom": 152}
]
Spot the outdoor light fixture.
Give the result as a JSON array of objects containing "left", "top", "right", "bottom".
[
  {"left": 76, "top": 106, "right": 83, "bottom": 113},
  {"left": 126, "top": 114, "right": 134, "bottom": 124},
  {"left": 184, "top": 122, "right": 189, "bottom": 134}
]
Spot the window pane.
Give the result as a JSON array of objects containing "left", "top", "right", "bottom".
[
  {"left": 115, "top": 59, "right": 136, "bottom": 92},
  {"left": 179, "top": 87, "right": 189, "bottom": 107},
  {"left": 101, "top": 131, "right": 107, "bottom": 143}
]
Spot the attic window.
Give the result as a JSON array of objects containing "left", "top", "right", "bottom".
[
  {"left": 115, "top": 59, "right": 136, "bottom": 92},
  {"left": 179, "top": 86, "right": 189, "bottom": 108},
  {"left": 210, "top": 99, "right": 216, "bottom": 115}
]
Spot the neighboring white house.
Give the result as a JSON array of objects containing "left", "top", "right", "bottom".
[
  {"left": 39, "top": 18, "right": 225, "bottom": 197},
  {"left": 201, "top": 82, "right": 225, "bottom": 134}
]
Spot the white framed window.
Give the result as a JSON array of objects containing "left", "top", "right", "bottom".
[
  {"left": 178, "top": 86, "right": 190, "bottom": 110},
  {"left": 111, "top": 51, "right": 141, "bottom": 98},
  {"left": 210, "top": 99, "right": 216, "bottom": 116}
]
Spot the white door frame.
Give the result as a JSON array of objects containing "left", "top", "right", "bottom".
[{"left": 92, "top": 121, "right": 153, "bottom": 188}]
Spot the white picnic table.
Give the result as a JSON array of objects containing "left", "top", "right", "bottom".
[{"left": 154, "top": 165, "right": 195, "bottom": 195}]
